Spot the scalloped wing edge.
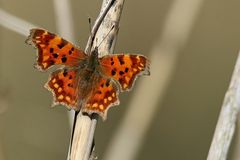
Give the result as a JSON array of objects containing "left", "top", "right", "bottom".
[
  {"left": 81, "top": 79, "right": 120, "bottom": 121},
  {"left": 116, "top": 54, "right": 150, "bottom": 92},
  {"left": 26, "top": 28, "right": 54, "bottom": 72},
  {"left": 81, "top": 92, "right": 120, "bottom": 121},
  {"left": 43, "top": 70, "right": 80, "bottom": 111}
]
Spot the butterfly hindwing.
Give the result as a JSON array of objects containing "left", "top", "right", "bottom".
[
  {"left": 45, "top": 68, "right": 80, "bottom": 110},
  {"left": 82, "top": 74, "right": 119, "bottom": 120},
  {"left": 26, "top": 28, "right": 87, "bottom": 71},
  {"left": 99, "top": 54, "right": 150, "bottom": 91}
]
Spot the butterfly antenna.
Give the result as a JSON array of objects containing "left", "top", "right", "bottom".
[
  {"left": 88, "top": 16, "right": 93, "bottom": 37},
  {"left": 97, "top": 25, "right": 115, "bottom": 48}
]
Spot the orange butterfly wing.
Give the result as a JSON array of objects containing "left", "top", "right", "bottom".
[
  {"left": 46, "top": 67, "right": 120, "bottom": 119},
  {"left": 26, "top": 28, "right": 87, "bottom": 71},
  {"left": 99, "top": 54, "right": 150, "bottom": 91},
  {"left": 45, "top": 68, "right": 80, "bottom": 110},
  {"left": 82, "top": 75, "right": 119, "bottom": 120},
  {"left": 26, "top": 28, "right": 150, "bottom": 120}
]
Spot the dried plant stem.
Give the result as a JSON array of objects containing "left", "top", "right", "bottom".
[
  {"left": 69, "top": 0, "right": 125, "bottom": 160},
  {"left": 207, "top": 52, "right": 240, "bottom": 160},
  {"left": 85, "top": 0, "right": 117, "bottom": 54},
  {"left": 53, "top": 0, "right": 75, "bottom": 42},
  {"left": 0, "top": 8, "right": 37, "bottom": 36}
]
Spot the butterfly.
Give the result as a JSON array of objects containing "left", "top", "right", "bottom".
[{"left": 26, "top": 28, "right": 150, "bottom": 120}]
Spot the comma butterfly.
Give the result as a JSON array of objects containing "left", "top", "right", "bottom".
[{"left": 26, "top": 28, "right": 150, "bottom": 120}]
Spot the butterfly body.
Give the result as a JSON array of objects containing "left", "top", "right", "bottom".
[
  {"left": 86, "top": 47, "right": 100, "bottom": 69},
  {"left": 27, "top": 28, "right": 150, "bottom": 120}
]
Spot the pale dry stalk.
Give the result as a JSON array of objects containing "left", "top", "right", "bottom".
[
  {"left": 207, "top": 52, "right": 240, "bottom": 160},
  {"left": 69, "top": 0, "right": 125, "bottom": 160}
]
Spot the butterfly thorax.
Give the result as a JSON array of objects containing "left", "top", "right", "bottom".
[
  {"left": 86, "top": 47, "right": 100, "bottom": 72},
  {"left": 77, "top": 47, "right": 101, "bottom": 99}
]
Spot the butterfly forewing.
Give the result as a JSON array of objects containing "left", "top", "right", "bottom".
[
  {"left": 99, "top": 54, "right": 150, "bottom": 91},
  {"left": 26, "top": 28, "right": 88, "bottom": 71}
]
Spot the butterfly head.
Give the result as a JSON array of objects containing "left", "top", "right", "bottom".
[{"left": 92, "top": 46, "right": 99, "bottom": 58}]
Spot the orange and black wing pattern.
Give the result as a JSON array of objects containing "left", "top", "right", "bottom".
[
  {"left": 26, "top": 28, "right": 87, "bottom": 71},
  {"left": 83, "top": 75, "right": 119, "bottom": 120},
  {"left": 45, "top": 68, "right": 80, "bottom": 110},
  {"left": 99, "top": 54, "right": 150, "bottom": 91}
]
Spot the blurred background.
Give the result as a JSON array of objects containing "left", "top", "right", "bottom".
[{"left": 1, "top": 0, "right": 240, "bottom": 160}]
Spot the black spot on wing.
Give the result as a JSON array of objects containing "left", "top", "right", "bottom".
[
  {"left": 106, "top": 79, "right": 110, "bottom": 87},
  {"left": 63, "top": 70, "right": 68, "bottom": 77},
  {"left": 125, "top": 67, "right": 129, "bottom": 73},
  {"left": 61, "top": 56, "right": 67, "bottom": 63},
  {"left": 119, "top": 71, "right": 124, "bottom": 75},
  {"left": 118, "top": 55, "right": 125, "bottom": 65},
  {"left": 111, "top": 70, "right": 116, "bottom": 76},
  {"left": 58, "top": 38, "right": 68, "bottom": 49},
  {"left": 53, "top": 53, "right": 58, "bottom": 58},
  {"left": 50, "top": 48, "right": 54, "bottom": 53}
]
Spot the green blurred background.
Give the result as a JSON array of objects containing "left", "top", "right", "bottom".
[{"left": 1, "top": 0, "right": 240, "bottom": 160}]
